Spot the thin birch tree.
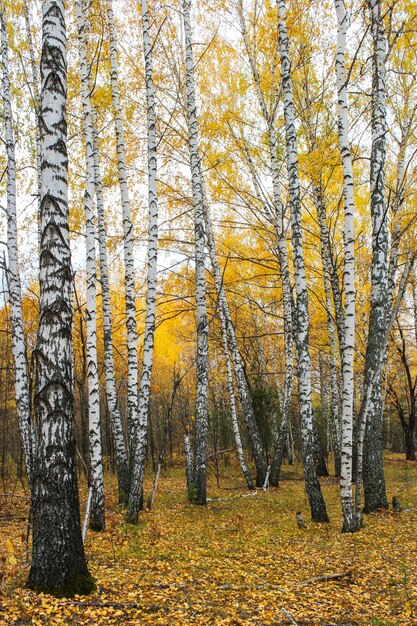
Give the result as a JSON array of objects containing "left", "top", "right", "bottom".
[
  {"left": 334, "top": 0, "right": 357, "bottom": 532},
  {"left": 23, "top": 0, "right": 42, "bottom": 248},
  {"left": 75, "top": 0, "right": 105, "bottom": 532},
  {"left": 203, "top": 195, "right": 256, "bottom": 490},
  {"left": 277, "top": 0, "right": 329, "bottom": 521},
  {"left": 237, "top": 1, "right": 293, "bottom": 488},
  {"left": 127, "top": 0, "right": 159, "bottom": 523},
  {"left": 105, "top": 0, "right": 140, "bottom": 462},
  {"left": 182, "top": 0, "right": 209, "bottom": 505},
  {"left": 0, "top": 3, "right": 33, "bottom": 485},
  {"left": 28, "top": 0, "right": 92, "bottom": 594}
]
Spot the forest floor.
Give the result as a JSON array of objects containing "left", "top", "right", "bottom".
[{"left": 0, "top": 454, "right": 416, "bottom": 625}]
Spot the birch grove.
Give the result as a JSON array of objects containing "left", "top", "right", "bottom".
[{"left": 0, "top": 0, "right": 416, "bottom": 596}]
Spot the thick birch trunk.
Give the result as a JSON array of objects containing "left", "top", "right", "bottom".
[
  {"left": 277, "top": 0, "right": 328, "bottom": 521},
  {"left": 75, "top": 0, "right": 105, "bottom": 532},
  {"left": 127, "top": 0, "right": 159, "bottom": 523},
  {"left": 355, "top": 252, "right": 413, "bottom": 522},
  {"left": 359, "top": 0, "right": 389, "bottom": 517},
  {"left": 334, "top": 0, "right": 357, "bottom": 531},
  {"left": 0, "top": 8, "right": 33, "bottom": 485},
  {"left": 182, "top": 0, "right": 209, "bottom": 505},
  {"left": 28, "top": 0, "right": 92, "bottom": 594},
  {"left": 105, "top": 0, "right": 140, "bottom": 459}
]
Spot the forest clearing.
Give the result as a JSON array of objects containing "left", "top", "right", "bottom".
[{"left": 1, "top": 455, "right": 417, "bottom": 625}]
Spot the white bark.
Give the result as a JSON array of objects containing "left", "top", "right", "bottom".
[
  {"left": 334, "top": 0, "right": 356, "bottom": 532},
  {"left": 182, "top": 0, "right": 209, "bottom": 505},
  {"left": 355, "top": 250, "right": 414, "bottom": 521},
  {"left": 28, "top": 0, "right": 90, "bottom": 593},
  {"left": 237, "top": 3, "right": 290, "bottom": 487},
  {"left": 75, "top": 0, "right": 105, "bottom": 531},
  {"left": 127, "top": 0, "right": 159, "bottom": 523},
  {"left": 313, "top": 187, "right": 341, "bottom": 477},
  {"left": 90, "top": 106, "right": 130, "bottom": 502},
  {"left": 105, "top": 0, "right": 140, "bottom": 459},
  {"left": 23, "top": 0, "right": 42, "bottom": 250},
  {"left": 0, "top": 7, "right": 33, "bottom": 484},
  {"left": 203, "top": 197, "right": 255, "bottom": 490},
  {"left": 356, "top": 0, "right": 390, "bottom": 520},
  {"left": 277, "top": 0, "right": 328, "bottom": 521},
  {"left": 267, "top": 129, "right": 294, "bottom": 487}
]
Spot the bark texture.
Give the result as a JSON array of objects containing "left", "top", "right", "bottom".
[
  {"left": 0, "top": 6, "right": 33, "bottom": 484},
  {"left": 277, "top": 0, "right": 328, "bottom": 522},
  {"left": 360, "top": 0, "right": 389, "bottom": 516},
  {"left": 28, "top": 0, "right": 92, "bottom": 595},
  {"left": 127, "top": 0, "right": 159, "bottom": 523},
  {"left": 334, "top": 0, "right": 357, "bottom": 532},
  {"left": 182, "top": 0, "right": 209, "bottom": 505},
  {"left": 75, "top": 0, "right": 105, "bottom": 531},
  {"left": 105, "top": 0, "right": 140, "bottom": 461}
]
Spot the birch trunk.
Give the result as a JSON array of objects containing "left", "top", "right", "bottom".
[
  {"left": 314, "top": 187, "right": 341, "bottom": 477},
  {"left": 334, "top": 0, "right": 357, "bottom": 531},
  {"left": 0, "top": 6, "right": 33, "bottom": 485},
  {"left": 90, "top": 110, "right": 130, "bottom": 503},
  {"left": 182, "top": 0, "right": 209, "bottom": 505},
  {"left": 28, "top": 0, "right": 92, "bottom": 594},
  {"left": 76, "top": 0, "right": 129, "bottom": 505},
  {"left": 237, "top": 3, "right": 292, "bottom": 487},
  {"left": 23, "top": 0, "right": 42, "bottom": 250},
  {"left": 75, "top": 0, "right": 105, "bottom": 532},
  {"left": 355, "top": 251, "right": 414, "bottom": 522},
  {"left": 203, "top": 199, "right": 255, "bottom": 490},
  {"left": 268, "top": 130, "right": 294, "bottom": 488},
  {"left": 127, "top": 0, "right": 159, "bottom": 523},
  {"left": 360, "top": 0, "right": 389, "bottom": 516},
  {"left": 277, "top": 0, "right": 328, "bottom": 521},
  {"left": 105, "top": 0, "right": 140, "bottom": 460}
]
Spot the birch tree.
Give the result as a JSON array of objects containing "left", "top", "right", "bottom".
[
  {"left": 314, "top": 187, "right": 342, "bottom": 478},
  {"left": 277, "top": 0, "right": 328, "bottom": 522},
  {"left": 0, "top": 4, "right": 33, "bottom": 484},
  {"left": 334, "top": 0, "right": 357, "bottom": 532},
  {"left": 203, "top": 196, "right": 256, "bottom": 490},
  {"left": 237, "top": 1, "right": 293, "bottom": 488},
  {"left": 105, "top": 0, "right": 140, "bottom": 461},
  {"left": 127, "top": 0, "right": 159, "bottom": 523},
  {"left": 28, "top": 0, "right": 92, "bottom": 594},
  {"left": 182, "top": 0, "right": 209, "bottom": 505},
  {"left": 75, "top": 0, "right": 105, "bottom": 532},
  {"left": 360, "top": 0, "right": 389, "bottom": 515},
  {"left": 23, "top": 0, "right": 42, "bottom": 248},
  {"left": 74, "top": 0, "right": 130, "bottom": 504}
]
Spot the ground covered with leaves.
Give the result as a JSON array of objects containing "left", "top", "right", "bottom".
[{"left": 1, "top": 455, "right": 416, "bottom": 625}]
